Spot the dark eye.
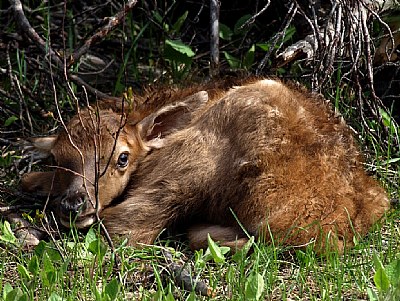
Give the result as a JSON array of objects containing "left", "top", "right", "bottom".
[{"left": 117, "top": 152, "right": 129, "bottom": 168}]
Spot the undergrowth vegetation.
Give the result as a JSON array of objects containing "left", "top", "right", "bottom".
[{"left": 0, "top": 1, "right": 399, "bottom": 300}]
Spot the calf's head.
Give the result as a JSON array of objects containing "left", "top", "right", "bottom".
[{"left": 21, "top": 91, "right": 208, "bottom": 228}]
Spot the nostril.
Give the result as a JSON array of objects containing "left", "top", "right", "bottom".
[{"left": 60, "top": 194, "right": 87, "bottom": 216}]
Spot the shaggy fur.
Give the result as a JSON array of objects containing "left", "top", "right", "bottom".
[{"left": 21, "top": 79, "right": 390, "bottom": 253}]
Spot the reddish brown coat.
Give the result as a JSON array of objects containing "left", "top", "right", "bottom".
[{"left": 21, "top": 79, "right": 389, "bottom": 252}]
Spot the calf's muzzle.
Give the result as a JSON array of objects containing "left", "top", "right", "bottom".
[{"left": 57, "top": 190, "right": 97, "bottom": 228}]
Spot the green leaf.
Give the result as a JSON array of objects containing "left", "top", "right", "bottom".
[
  {"left": 207, "top": 234, "right": 227, "bottom": 264},
  {"left": 28, "top": 255, "right": 39, "bottom": 275},
  {"left": 3, "top": 283, "right": 13, "bottom": 300},
  {"left": 165, "top": 39, "right": 195, "bottom": 57},
  {"left": 234, "top": 14, "right": 252, "bottom": 35},
  {"left": 280, "top": 26, "right": 296, "bottom": 44},
  {"left": 164, "top": 39, "right": 194, "bottom": 75},
  {"left": 366, "top": 287, "right": 378, "bottom": 301},
  {"left": 245, "top": 272, "right": 264, "bottom": 301},
  {"left": 105, "top": 278, "right": 120, "bottom": 301},
  {"left": 88, "top": 239, "right": 108, "bottom": 262},
  {"left": 165, "top": 292, "right": 175, "bottom": 301},
  {"left": 374, "top": 267, "right": 390, "bottom": 292},
  {"left": 243, "top": 44, "right": 255, "bottom": 69},
  {"left": 34, "top": 241, "right": 47, "bottom": 258},
  {"left": 17, "top": 264, "right": 31, "bottom": 281},
  {"left": 48, "top": 293, "right": 63, "bottom": 301},
  {"left": 85, "top": 228, "right": 97, "bottom": 249},
  {"left": 386, "top": 158, "right": 400, "bottom": 164},
  {"left": 219, "top": 23, "right": 233, "bottom": 40},
  {"left": 385, "top": 259, "right": 400, "bottom": 287},
  {"left": 373, "top": 253, "right": 385, "bottom": 271},
  {"left": 232, "top": 236, "right": 254, "bottom": 263},
  {"left": 94, "top": 287, "right": 102, "bottom": 301},
  {"left": 194, "top": 249, "right": 206, "bottom": 269},
  {"left": 223, "top": 51, "right": 241, "bottom": 69},
  {"left": 18, "top": 293, "right": 29, "bottom": 301},
  {"left": 379, "top": 107, "right": 392, "bottom": 128},
  {"left": 372, "top": 253, "right": 390, "bottom": 292},
  {"left": 186, "top": 292, "right": 196, "bottom": 301},
  {"left": 173, "top": 11, "right": 188, "bottom": 33},
  {"left": 153, "top": 11, "right": 163, "bottom": 23},
  {"left": 152, "top": 290, "right": 163, "bottom": 301},
  {"left": 5, "top": 287, "right": 23, "bottom": 301},
  {"left": 45, "top": 246, "right": 62, "bottom": 262},
  {"left": 33, "top": 241, "right": 61, "bottom": 262},
  {"left": 256, "top": 43, "right": 271, "bottom": 51},
  {"left": 4, "top": 116, "right": 18, "bottom": 127},
  {"left": 0, "top": 221, "right": 16, "bottom": 244},
  {"left": 42, "top": 253, "right": 56, "bottom": 285}
]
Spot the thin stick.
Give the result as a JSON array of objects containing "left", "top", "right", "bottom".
[
  {"left": 210, "top": 0, "right": 220, "bottom": 78},
  {"left": 68, "top": 73, "right": 120, "bottom": 101},
  {"left": 69, "top": 0, "right": 138, "bottom": 66},
  {"left": 10, "top": 0, "right": 63, "bottom": 67}
]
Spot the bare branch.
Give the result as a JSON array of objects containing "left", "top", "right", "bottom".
[
  {"left": 69, "top": 0, "right": 138, "bottom": 66},
  {"left": 210, "top": 0, "right": 220, "bottom": 77},
  {"left": 10, "top": 0, "right": 63, "bottom": 67},
  {"left": 68, "top": 74, "right": 120, "bottom": 101}
]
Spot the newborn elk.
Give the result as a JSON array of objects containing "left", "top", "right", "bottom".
[{"left": 21, "top": 79, "right": 389, "bottom": 252}]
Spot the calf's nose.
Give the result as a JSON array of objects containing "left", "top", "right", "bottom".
[{"left": 60, "top": 193, "right": 88, "bottom": 216}]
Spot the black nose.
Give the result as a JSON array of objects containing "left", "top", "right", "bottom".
[{"left": 60, "top": 194, "right": 88, "bottom": 216}]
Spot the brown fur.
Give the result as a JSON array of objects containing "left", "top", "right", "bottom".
[{"left": 21, "top": 79, "right": 389, "bottom": 253}]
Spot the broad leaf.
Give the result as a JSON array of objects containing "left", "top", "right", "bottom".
[
  {"left": 105, "top": 278, "right": 120, "bottom": 301},
  {"left": 207, "top": 234, "right": 227, "bottom": 264},
  {"left": 223, "top": 51, "right": 240, "bottom": 69},
  {"left": 0, "top": 221, "right": 16, "bottom": 244},
  {"left": 219, "top": 23, "right": 233, "bottom": 40},
  {"left": 165, "top": 39, "right": 195, "bottom": 57},
  {"left": 245, "top": 272, "right": 264, "bottom": 300}
]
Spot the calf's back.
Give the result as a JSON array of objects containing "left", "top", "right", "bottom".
[{"left": 100, "top": 79, "right": 389, "bottom": 252}]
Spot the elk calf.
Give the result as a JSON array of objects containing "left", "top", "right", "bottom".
[{"left": 21, "top": 79, "right": 389, "bottom": 252}]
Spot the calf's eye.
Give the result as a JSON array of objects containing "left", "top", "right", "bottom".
[{"left": 117, "top": 152, "right": 129, "bottom": 168}]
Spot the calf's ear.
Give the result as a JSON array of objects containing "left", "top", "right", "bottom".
[
  {"left": 21, "top": 136, "right": 58, "bottom": 161},
  {"left": 137, "top": 91, "right": 208, "bottom": 149}
]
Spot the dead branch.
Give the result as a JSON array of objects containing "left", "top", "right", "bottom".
[
  {"left": 0, "top": 186, "right": 43, "bottom": 205},
  {"left": 257, "top": 2, "right": 297, "bottom": 74},
  {"left": 69, "top": 0, "right": 138, "bottom": 66},
  {"left": 10, "top": 0, "right": 63, "bottom": 67},
  {"left": 68, "top": 74, "right": 120, "bottom": 101},
  {"left": 10, "top": 0, "right": 135, "bottom": 103}
]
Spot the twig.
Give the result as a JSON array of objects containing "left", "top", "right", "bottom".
[
  {"left": 68, "top": 73, "right": 120, "bottom": 101},
  {"left": 10, "top": 0, "right": 63, "bottom": 67},
  {"left": 69, "top": 0, "right": 138, "bottom": 66},
  {"left": 41, "top": 211, "right": 66, "bottom": 261},
  {"left": 240, "top": 0, "right": 271, "bottom": 29},
  {"left": 257, "top": 2, "right": 297, "bottom": 74},
  {"left": 0, "top": 186, "right": 43, "bottom": 205}
]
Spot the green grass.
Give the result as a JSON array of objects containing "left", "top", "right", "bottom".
[{"left": 0, "top": 207, "right": 399, "bottom": 300}]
